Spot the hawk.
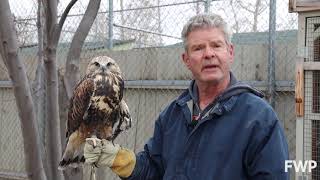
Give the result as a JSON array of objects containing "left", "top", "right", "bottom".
[{"left": 59, "top": 56, "right": 132, "bottom": 169}]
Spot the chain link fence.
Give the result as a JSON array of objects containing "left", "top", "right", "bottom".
[{"left": 0, "top": 0, "right": 298, "bottom": 179}]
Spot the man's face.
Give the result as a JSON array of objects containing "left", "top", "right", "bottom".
[{"left": 182, "top": 27, "right": 234, "bottom": 85}]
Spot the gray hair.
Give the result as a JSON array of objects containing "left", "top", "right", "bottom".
[{"left": 181, "top": 13, "right": 233, "bottom": 50}]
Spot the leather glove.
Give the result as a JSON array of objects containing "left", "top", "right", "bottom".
[
  {"left": 84, "top": 138, "right": 136, "bottom": 178},
  {"left": 84, "top": 137, "right": 102, "bottom": 165},
  {"left": 100, "top": 139, "right": 136, "bottom": 177}
]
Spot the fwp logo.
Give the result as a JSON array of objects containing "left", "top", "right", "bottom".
[{"left": 285, "top": 160, "right": 317, "bottom": 172}]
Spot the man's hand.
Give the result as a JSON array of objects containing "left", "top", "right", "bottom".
[
  {"left": 84, "top": 137, "right": 102, "bottom": 165},
  {"left": 84, "top": 138, "right": 136, "bottom": 178},
  {"left": 97, "top": 139, "right": 121, "bottom": 167}
]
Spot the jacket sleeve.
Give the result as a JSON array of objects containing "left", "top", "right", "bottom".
[
  {"left": 122, "top": 116, "right": 164, "bottom": 180},
  {"left": 244, "top": 108, "right": 290, "bottom": 180}
]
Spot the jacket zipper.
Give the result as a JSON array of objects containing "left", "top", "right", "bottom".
[{"left": 183, "top": 101, "right": 220, "bottom": 152}]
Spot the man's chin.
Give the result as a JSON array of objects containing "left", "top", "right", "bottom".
[
  {"left": 197, "top": 78, "right": 222, "bottom": 85},
  {"left": 200, "top": 74, "right": 223, "bottom": 83}
]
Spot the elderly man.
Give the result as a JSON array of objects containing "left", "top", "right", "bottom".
[{"left": 84, "top": 13, "right": 289, "bottom": 180}]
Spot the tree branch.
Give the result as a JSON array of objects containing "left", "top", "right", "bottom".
[
  {"left": 50, "top": 0, "right": 78, "bottom": 46},
  {"left": 57, "top": 0, "right": 78, "bottom": 35},
  {"left": 64, "top": 0, "right": 101, "bottom": 99},
  {"left": 258, "top": 1, "right": 268, "bottom": 14},
  {"left": 229, "top": 0, "right": 240, "bottom": 33},
  {"left": 236, "top": 0, "right": 255, "bottom": 13}
]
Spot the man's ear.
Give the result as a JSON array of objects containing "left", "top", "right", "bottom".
[
  {"left": 228, "top": 44, "right": 235, "bottom": 64},
  {"left": 182, "top": 52, "right": 190, "bottom": 69}
]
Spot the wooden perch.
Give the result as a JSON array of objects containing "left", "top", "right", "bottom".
[{"left": 295, "top": 63, "right": 304, "bottom": 117}]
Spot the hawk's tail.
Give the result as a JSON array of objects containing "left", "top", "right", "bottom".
[{"left": 58, "top": 131, "right": 86, "bottom": 170}]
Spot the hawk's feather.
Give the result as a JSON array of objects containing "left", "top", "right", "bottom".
[{"left": 66, "top": 76, "right": 94, "bottom": 138}]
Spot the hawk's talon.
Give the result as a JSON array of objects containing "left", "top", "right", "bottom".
[{"left": 86, "top": 137, "right": 101, "bottom": 148}]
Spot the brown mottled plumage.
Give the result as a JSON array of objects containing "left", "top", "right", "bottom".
[{"left": 59, "top": 56, "right": 132, "bottom": 169}]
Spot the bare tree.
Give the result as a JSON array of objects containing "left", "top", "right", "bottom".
[
  {"left": 120, "top": 0, "right": 125, "bottom": 39},
  {"left": 192, "top": 0, "right": 202, "bottom": 15},
  {"left": 217, "top": 0, "right": 269, "bottom": 33},
  {"left": 156, "top": 0, "right": 162, "bottom": 45},
  {"left": 34, "top": 0, "right": 45, "bottom": 135},
  {"left": 219, "top": 0, "right": 241, "bottom": 33},
  {"left": 13, "top": 15, "right": 37, "bottom": 47},
  {"left": 0, "top": 1, "right": 47, "bottom": 180},
  {"left": 41, "top": 0, "right": 78, "bottom": 180},
  {"left": 1, "top": 1, "right": 113, "bottom": 179},
  {"left": 229, "top": 0, "right": 240, "bottom": 33},
  {"left": 33, "top": 0, "right": 48, "bottom": 175},
  {"left": 117, "top": 0, "right": 162, "bottom": 47},
  {"left": 89, "top": 0, "right": 162, "bottom": 47},
  {"left": 236, "top": 0, "right": 268, "bottom": 32},
  {"left": 9, "top": 0, "right": 104, "bottom": 179}
]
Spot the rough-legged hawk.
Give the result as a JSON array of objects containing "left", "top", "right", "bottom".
[{"left": 59, "top": 56, "right": 131, "bottom": 169}]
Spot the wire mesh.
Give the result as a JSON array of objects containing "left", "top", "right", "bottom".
[
  {"left": 0, "top": 0, "right": 298, "bottom": 179},
  {"left": 303, "top": 15, "right": 320, "bottom": 180},
  {"left": 304, "top": 70, "right": 320, "bottom": 180},
  {"left": 0, "top": 88, "right": 27, "bottom": 179}
]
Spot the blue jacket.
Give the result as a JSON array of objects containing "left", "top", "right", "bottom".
[{"left": 125, "top": 76, "right": 289, "bottom": 180}]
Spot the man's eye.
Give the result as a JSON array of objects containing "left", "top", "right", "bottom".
[
  {"left": 194, "top": 47, "right": 202, "bottom": 51},
  {"left": 213, "top": 44, "right": 227, "bottom": 51}
]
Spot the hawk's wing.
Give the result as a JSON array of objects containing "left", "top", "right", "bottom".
[
  {"left": 119, "top": 78, "right": 124, "bottom": 100},
  {"left": 66, "top": 76, "right": 94, "bottom": 139},
  {"left": 113, "top": 73, "right": 124, "bottom": 101},
  {"left": 111, "top": 100, "right": 132, "bottom": 141}
]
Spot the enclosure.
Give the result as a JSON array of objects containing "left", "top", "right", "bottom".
[{"left": 0, "top": 0, "right": 298, "bottom": 180}]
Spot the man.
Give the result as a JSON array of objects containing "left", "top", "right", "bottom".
[{"left": 84, "top": 13, "right": 289, "bottom": 179}]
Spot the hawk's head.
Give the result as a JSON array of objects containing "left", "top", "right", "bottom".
[{"left": 86, "top": 56, "right": 121, "bottom": 76}]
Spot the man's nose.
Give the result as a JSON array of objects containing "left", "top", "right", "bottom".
[{"left": 203, "top": 46, "right": 215, "bottom": 59}]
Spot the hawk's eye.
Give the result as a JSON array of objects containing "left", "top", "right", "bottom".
[
  {"left": 107, "top": 62, "right": 112, "bottom": 66},
  {"left": 93, "top": 62, "right": 100, "bottom": 67}
]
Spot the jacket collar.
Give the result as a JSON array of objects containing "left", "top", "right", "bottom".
[
  {"left": 187, "top": 72, "right": 238, "bottom": 104},
  {"left": 176, "top": 72, "right": 263, "bottom": 113}
]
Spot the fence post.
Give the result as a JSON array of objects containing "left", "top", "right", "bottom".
[
  {"left": 268, "top": 0, "right": 276, "bottom": 108},
  {"left": 205, "top": 0, "right": 211, "bottom": 13},
  {"left": 108, "top": 0, "right": 113, "bottom": 49}
]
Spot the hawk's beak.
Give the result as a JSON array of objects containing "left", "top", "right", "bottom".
[{"left": 101, "top": 66, "right": 107, "bottom": 72}]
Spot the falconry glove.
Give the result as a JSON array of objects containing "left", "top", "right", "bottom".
[
  {"left": 84, "top": 138, "right": 136, "bottom": 178},
  {"left": 84, "top": 137, "right": 102, "bottom": 165}
]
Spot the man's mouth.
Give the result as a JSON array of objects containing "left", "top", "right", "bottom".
[{"left": 202, "top": 65, "right": 219, "bottom": 71}]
